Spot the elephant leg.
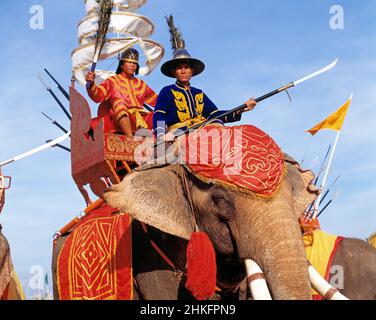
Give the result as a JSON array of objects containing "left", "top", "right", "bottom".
[
  {"left": 134, "top": 270, "right": 188, "bottom": 300},
  {"left": 331, "top": 238, "right": 376, "bottom": 300},
  {"left": 132, "top": 221, "right": 193, "bottom": 300}
]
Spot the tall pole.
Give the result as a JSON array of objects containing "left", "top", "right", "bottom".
[
  {"left": 312, "top": 130, "right": 341, "bottom": 219},
  {"left": 300, "top": 135, "right": 313, "bottom": 167}
]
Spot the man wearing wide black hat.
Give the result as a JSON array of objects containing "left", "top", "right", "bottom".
[{"left": 153, "top": 16, "right": 256, "bottom": 142}]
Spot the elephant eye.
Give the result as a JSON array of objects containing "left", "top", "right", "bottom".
[{"left": 212, "top": 194, "right": 227, "bottom": 207}]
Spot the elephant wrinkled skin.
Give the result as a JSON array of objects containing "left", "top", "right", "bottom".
[{"left": 104, "top": 161, "right": 318, "bottom": 300}]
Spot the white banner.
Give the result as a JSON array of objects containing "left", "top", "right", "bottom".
[
  {"left": 78, "top": 11, "right": 154, "bottom": 45},
  {"left": 72, "top": 37, "right": 164, "bottom": 86},
  {"left": 84, "top": 0, "right": 147, "bottom": 14}
]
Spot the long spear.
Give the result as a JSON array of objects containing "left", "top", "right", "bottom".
[
  {"left": 38, "top": 74, "right": 71, "bottom": 120},
  {"left": 46, "top": 140, "right": 71, "bottom": 153},
  {"left": 86, "top": 0, "right": 114, "bottom": 89},
  {"left": 318, "top": 174, "right": 341, "bottom": 206},
  {"left": 304, "top": 145, "right": 333, "bottom": 218},
  {"left": 317, "top": 189, "right": 341, "bottom": 218},
  {"left": 156, "top": 59, "right": 339, "bottom": 147},
  {"left": 314, "top": 144, "right": 332, "bottom": 186},
  {"left": 45, "top": 67, "right": 153, "bottom": 113},
  {"left": 44, "top": 68, "right": 70, "bottom": 101},
  {"left": 41, "top": 112, "right": 69, "bottom": 134},
  {"left": 0, "top": 132, "right": 71, "bottom": 167},
  {"left": 305, "top": 175, "right": 340, "bottom": 219}
]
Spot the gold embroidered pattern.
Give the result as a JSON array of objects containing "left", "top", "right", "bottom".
[
  {"left": 111, "top": 77, "right": 138, "bottom": 106},
  {"left": 124, "top": 78, "right": 138, "bottom": 106},
  {"left": 116, "top": 75, "right": 146, "bottom": 104},
  {"left": 130, "top": 80, "right": 147, "bottom": 97},
  {"left": 195, "top": 93, "right": 204, "bottom": 116},
  {"left": 106, "top": 135, "right": 126, "bottom": 153},
  {"left": 171, "top": 89, "right": 190, "bottom": 122},
  {"left": 113, "top": 99, "right": 124, "bottom": 107}
]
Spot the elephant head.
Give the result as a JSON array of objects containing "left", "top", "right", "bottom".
[
  {"left": 104, "top": 124, "right": 318, "bottom": 299},
  {"left": 104, "top": 156, "right": 318, "bottom": 299}
]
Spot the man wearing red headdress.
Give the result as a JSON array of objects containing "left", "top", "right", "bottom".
[{"left": 86, "top": 48, "right": 158, "bottom": 137}]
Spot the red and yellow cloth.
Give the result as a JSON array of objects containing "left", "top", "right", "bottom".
[
  {"left": 368, "top": 232, "right": 376, "bottom": 248},
  {"left": 88, "top": 73, "right": 157, "bottom": 132},
  {"left": 0, "top": 254, "right": 25, "bottom": 300},
  {"left": 181, "top": 125, "right": 286, "bottom": 197},
  {"left": 304, "top": 230, "right": 343, "bottom": 300},
  {"left": 56, "top": 205, "right": 133, "bottom": 300}
]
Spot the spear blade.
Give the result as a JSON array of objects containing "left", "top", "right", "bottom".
[
  {"left": 38, "top": 74, "right": 72, "bottom": 120},
  {"left": 0, "top": 132, "right": 71, "bottom": 167},
  {"left": 293, "top": 59, "right": 338, "bottom": 86},
  {"left": 41, "top": 112, "right": 69, "bottom": 134}
]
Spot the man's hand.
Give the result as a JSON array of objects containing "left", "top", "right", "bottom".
[
  {"left": 244, "top": 98, "right": 257, "bottom": 111},
  {"left": 85, "top": 72, "right": 96, "bottom": 86},
  {"left": 162, "top": 132, "right": 175, "bottom": 142}
]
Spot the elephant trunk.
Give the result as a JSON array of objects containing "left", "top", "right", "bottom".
[{"left": 235, "top": 199, "right": 311, "bottom": 300}]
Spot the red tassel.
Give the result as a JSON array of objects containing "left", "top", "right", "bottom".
[{"left": 185, "top": 232, "right": 217, "bottom": 300}]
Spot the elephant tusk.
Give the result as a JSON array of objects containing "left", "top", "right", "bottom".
[
  {"left": 245, "top": 259, "right": 272, "bottom": 300},
  {"left": 308, "top": 266, "right": 349, "bottom": 300}
]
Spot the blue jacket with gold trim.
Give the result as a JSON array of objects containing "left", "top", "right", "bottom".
[{"left": 153, "top": 82, "right": 241, "bottom": 138}]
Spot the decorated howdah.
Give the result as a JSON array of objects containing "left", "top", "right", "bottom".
[{"left": 70, "top": 86, "right": 153, "bottom": 204}]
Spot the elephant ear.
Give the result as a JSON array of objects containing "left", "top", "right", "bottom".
[
  {"left": 104, "top": 164, "right": 193, "bottom": 240},
  {"left": 284, "top": 154, "right": 319, "bottom": 217}
]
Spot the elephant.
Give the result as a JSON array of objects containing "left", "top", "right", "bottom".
[
  {"left": 52, "top": 219, "right": 208, "bottom": 300},
  {"left": 50, "top": 217, "right": 376, "bottom": 300},
  {"left": 103, "top": 153, "right": 320, "bottom": 300},
  {"left": 329, "top": 237, "right": 376, "bottom": 300},
  {"left": 51, "top": 153, "right": 376, "bottom": 300}
]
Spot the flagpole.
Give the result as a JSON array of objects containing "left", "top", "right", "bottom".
[
  {"left": 312, "top": 130, "right": 341, "bottom": 219},
  {"left": 45, "top": 273, "right": 51, "bottom": 300},
  {"left": 301, "top": 135, "right": 313, "bottom": 167}
]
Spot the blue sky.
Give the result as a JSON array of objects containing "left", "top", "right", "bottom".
[{"left": 0, "top": 0, "right": 375, "bottom": 298}]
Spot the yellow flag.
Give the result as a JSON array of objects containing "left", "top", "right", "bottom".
[
  {"left": 306, "top": 95, "right": 352, "bottom": 135},
  {"left": 369, "top": 232, "right": 376, "bottom": 249}
]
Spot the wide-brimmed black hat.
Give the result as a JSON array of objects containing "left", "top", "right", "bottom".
[
  {"left": 161, "top": 48, "right": 205, "bottom": 78},
  {"left": 161, "top": 15, "right": 205, "bottom": 78}
]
